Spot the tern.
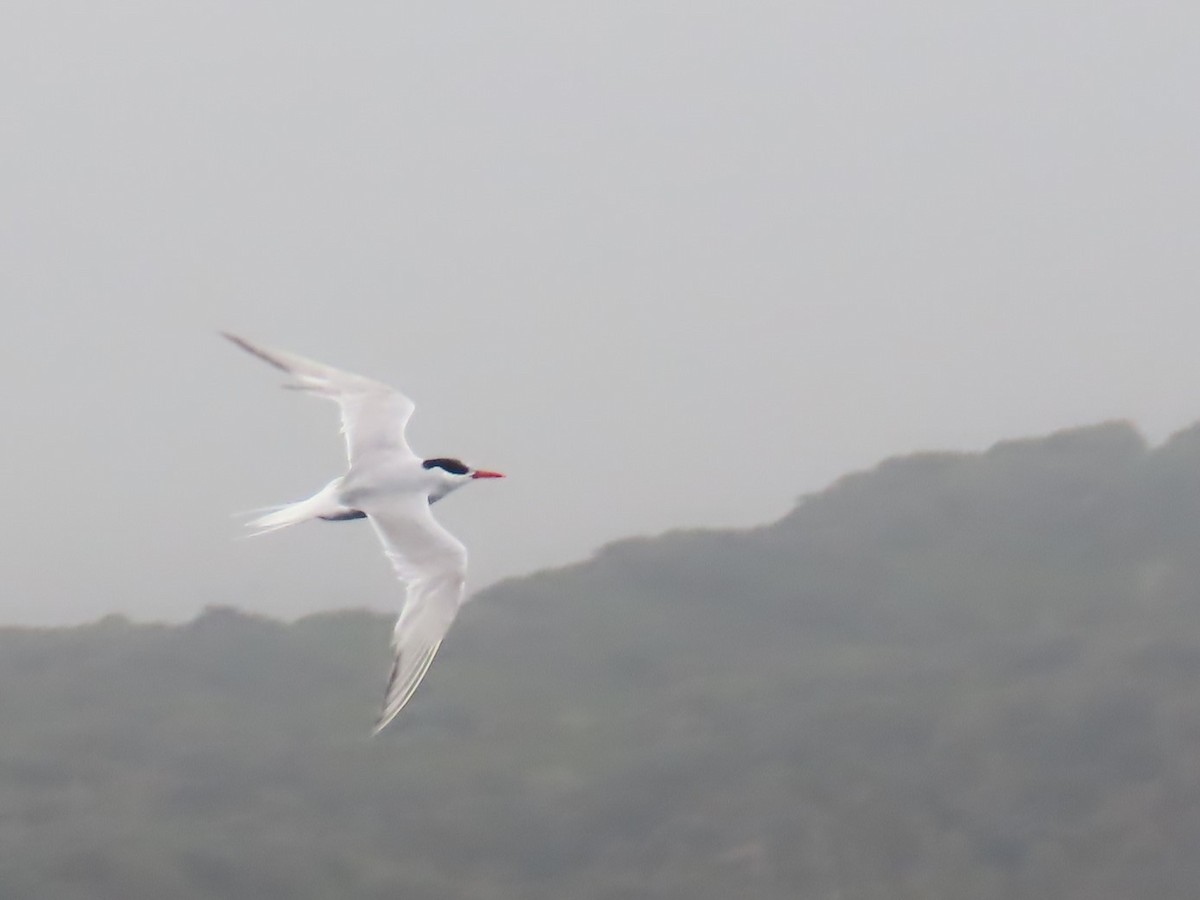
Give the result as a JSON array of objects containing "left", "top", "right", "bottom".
[{"left": 223, "top": 333, "right": 504, "bottom": 733}]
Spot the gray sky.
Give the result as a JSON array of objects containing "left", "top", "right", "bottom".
[{"left": 2, "top": 2, "right": 1198, "bottom": 624}]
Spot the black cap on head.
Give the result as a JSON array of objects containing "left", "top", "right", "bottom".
[{"left": 422, "top": 457, "right": 470, "bottom": 475}]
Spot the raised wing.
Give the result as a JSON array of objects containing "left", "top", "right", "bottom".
[
  {"left": 364, "top": 494, "right": 468, "bottom": 733},
  {"left": 223, "top": 333, "right": 417, "bottom": 465}
]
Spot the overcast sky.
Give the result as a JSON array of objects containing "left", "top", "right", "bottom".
[{"left": 2, "top": 2, "right": 1197, "bottom": 624}]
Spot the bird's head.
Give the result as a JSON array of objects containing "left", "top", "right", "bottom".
[{"left": 422, "top": 457, "right": 505, "bottom": 503}]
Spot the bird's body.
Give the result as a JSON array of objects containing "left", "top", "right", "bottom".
[{"left": 223, "top": 333, "right": 503, "bottom": 733}]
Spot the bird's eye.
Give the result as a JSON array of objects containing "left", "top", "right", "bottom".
[{"left": 422, "top": 458, "right": 469, "bottom": 475}]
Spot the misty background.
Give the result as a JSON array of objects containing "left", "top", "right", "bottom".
[
  {"left": 5, "top": 421, "right": 1200, "bottom": 898},
  {"left": 5, "top": 5, "right": 1200, "bottom": 898},
  {"left": 3, "top": 2, "right": 1199, "bottom": 624}
]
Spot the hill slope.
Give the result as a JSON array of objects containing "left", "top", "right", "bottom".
[{"left": 3, "top": 421, "right": 1200, "bottom": 898}]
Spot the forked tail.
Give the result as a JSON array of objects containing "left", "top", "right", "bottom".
[{"left": 244, "top": 478, "right": 353, "bottom": 536}]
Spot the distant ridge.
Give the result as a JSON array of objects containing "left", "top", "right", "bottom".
[{"left": 2, "top": 419, "right": 1199, "bottom": 897}]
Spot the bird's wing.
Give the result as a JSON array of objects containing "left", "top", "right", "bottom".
[
  {"left": 364, "top": 494, "right": 468, "bottom": 733},
  {"left": 223, "top": 332, "right": 417, "bottom": 465}
]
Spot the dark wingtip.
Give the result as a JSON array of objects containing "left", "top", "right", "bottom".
[
  {"left": 221, "top": 332, "right": 291, "bottom": 374},
  {"left": 370, "top": 654, "right": 404, "bottom": 737},
  {"left": 221, "top": 331, "right": 254, "bottom": 355}
]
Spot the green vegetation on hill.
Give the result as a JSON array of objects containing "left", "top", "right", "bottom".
[{"left": 3, "top": 421, "right": 1200, "bottom": 898}]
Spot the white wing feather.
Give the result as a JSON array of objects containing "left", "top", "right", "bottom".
[
  {"left": 364, "top": 495, "right": 468, "bottom": 733},
  {"left": 223, "top": 332, "right": 417, "bottom": 465},
  {"left": 225, "top": 333, "right": 476, "bottom": 732}
]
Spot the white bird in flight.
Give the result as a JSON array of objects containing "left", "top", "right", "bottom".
[{"left": 223, "top": 333, "right": 504, "bottom": 733}]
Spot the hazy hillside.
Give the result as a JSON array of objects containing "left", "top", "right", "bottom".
[{"left": 3, "top": 421, "right": 1200, "bottom": 899}]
